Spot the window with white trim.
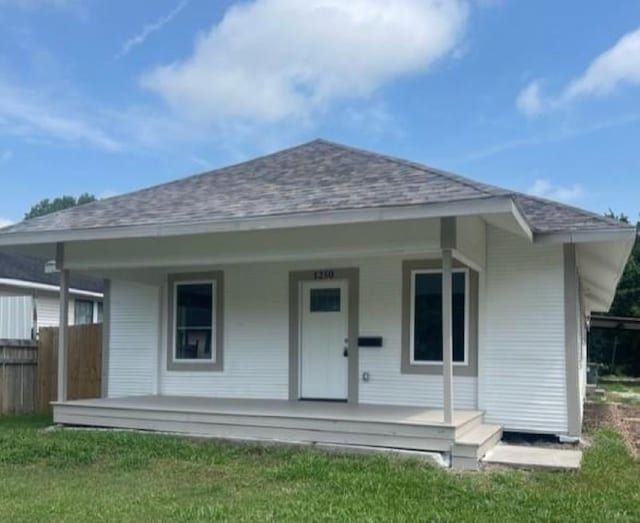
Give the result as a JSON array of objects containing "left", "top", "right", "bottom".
[
  {"left": 411, "top": 269, "right": 467, "bottom": 364},
  {"left": 173, "top": 281, "right": 216, "bottom": 361}
]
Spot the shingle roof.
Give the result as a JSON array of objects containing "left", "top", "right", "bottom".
[
  {"left": 0, "top": 252, "right": 103, "bottom": 293},
  {"left": 0, "top": 139, "right": 630, "bottom": 236}
]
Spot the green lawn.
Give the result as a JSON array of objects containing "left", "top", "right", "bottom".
[{"left": 1, "top": 416, "right": 639, "bottom": 522}]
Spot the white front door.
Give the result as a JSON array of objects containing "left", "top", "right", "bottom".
[{"left": 300, "top": 280, "right": 349, "bottom": 400}]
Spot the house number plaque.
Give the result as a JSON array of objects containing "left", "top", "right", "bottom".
[{"left": 313, "top": 270, "right": 335, "bottom": 280}]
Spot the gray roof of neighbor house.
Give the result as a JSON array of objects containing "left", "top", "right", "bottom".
[
  {"left": 0, "top": 252, "right": 103, "bottom": 293},
  {"left": 0, "top": 139, "right": 632, "bottom": 237}
]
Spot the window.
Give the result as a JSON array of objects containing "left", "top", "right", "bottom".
[
  {"left": 174, "top": 282, "right": 215, "bottom": 361},
  {"left": 310, "top": 288, "right": 341, "bottom": 312},
  {"left": 96, "top": 302, "right": 103, "bottom": 323},
  {"left": 74, "top": 299, "right": 94, "bottom": 325},
  {"left": 411, "top": 270, "right": 467, "bottom": 363},
  {"left": 167, "top": 271, "right": 224, "bottom": 372}
]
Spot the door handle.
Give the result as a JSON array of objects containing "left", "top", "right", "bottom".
[{"left": 343, "top": 348, "right": 348, "bottom": 357}]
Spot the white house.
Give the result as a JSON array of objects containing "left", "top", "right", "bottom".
[
  {"left": 0, "top": 252, "right": 103, "bottom": 339},
  {"left": 0, "top": 140, "right": 634, "bottom": 468}
]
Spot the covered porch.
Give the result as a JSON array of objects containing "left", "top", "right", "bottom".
[{"left": 52, "top": 395, "right": 501, "bottom": 469}]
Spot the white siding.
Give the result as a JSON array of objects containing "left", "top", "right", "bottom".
[
  {"left": 108, "top": 280, "right": 159, "bottom": 397},
  {"left": 36, "top": 295, "right": 61, "bottom": 328},
  {"left": 479, "top": 226, "right": 568, "bottom": 434},
  {"left": 159, "top": 255, "right": 478, "bottom": 408},
  {"left": 35, "top": 296, "right": 85, "bottom": 328},
  {"left": 357, "top": 256, "right": 477, "bottom": 408},
  {"left": 0, "top": 296, "right": 33, "bottom": 339},
  {"left": 106, "top": 226, "right": 571, "bottom": 434},
  {"left": 161, "top": 264, "right": 290, "bottom": 399}
]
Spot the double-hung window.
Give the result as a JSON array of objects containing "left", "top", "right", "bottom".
[
  {"left": 168, "top": 272, "right": 223, "bottom": 371},
  {"left": 174, "top": 282, "right": 215, "bottom": 361},
  {"left": 410, "top": 269, "right": 468, "bottom": 364},
  {"left": 402, "top": 260, "right": 476, "bottom": 376}
]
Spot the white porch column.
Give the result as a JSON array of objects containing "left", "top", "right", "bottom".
[
  {"left": 56, "top": 243, "right": 69, "bottom": 402},
  {"left": 440, "top": 217, "right": 456, "bottom": 424},
  {"left": 442, "top": 247, "right": 454, "bottom": 424}
]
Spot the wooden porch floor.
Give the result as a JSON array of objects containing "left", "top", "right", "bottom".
[{"left": 52, "top": 396, "right": 502, "bottom": 468}]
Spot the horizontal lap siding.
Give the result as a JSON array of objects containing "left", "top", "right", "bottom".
[
  {"left": 108, "top": 281, "right": 159, "bottom": 397},
  {"left": 161, "top": 265, "right": 290, "bottom": 399},
  {"left": 0, "top": 296, "right": 33, "bottom": 339},
  {"left": 36, "top": 295, "right": 62, "bottom": 328},
  {"left": 159, "top": 255, "right": 476, "bottom": 407},
  {"left": 357, "top": 257, "right": 477, "bottom": 408},
  {"left": 480, "top": 227, "right": 567, "bottom": 433}
]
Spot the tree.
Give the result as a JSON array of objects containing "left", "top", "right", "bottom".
[
  {"left": 24, "top": 193, "right": 97, "bottom": 220},
  {"left": 590, "top": 211, "right": 640, "bottom": 375},
  {"left": 605, "top": 211, "right": 640, "bottom": 317}
]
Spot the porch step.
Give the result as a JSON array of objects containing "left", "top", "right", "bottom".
[
  {"left": 453, "top": 411, "right": 485, "bottom": 438},
  {"left": 451, "top": 423, "right": 503, "bottom": 470}
]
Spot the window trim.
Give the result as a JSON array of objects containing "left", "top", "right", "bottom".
[
  {"left": 409, "top": 268, "right": 469, "bottom": 366},
  {"left": 166, "top": 271, "right": 224, "bottom": 372},
  {"left": 401, "top": 259, "right": 478, "bottom": 377},
  {"left": 171, "top": 279, "right": 216, "bottom": 364}
]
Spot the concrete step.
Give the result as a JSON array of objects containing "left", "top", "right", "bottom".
[{"left": 482, "top": 443, "right": 582, "bottom": 471}]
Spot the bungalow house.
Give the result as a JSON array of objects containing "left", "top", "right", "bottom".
[
  {"left": 0, "top": 140, "right": 634, "bottom": 468},
  {"left": 0, "top": 252, "right": 103, "bottom": 338}
]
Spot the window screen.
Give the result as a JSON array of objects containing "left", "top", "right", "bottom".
[
  {"left": 175, "top": 283, "right": 214, "bottom": 360},
  {"left": 413, "top": 272, "right": 465, "bottom": 362},
  {"left": 310, "top": 288, "right": 341, "bottom": 312}
]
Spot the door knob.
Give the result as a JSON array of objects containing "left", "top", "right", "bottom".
[{"left": 343, "top": 347, "right": 348, "bottom": 357}]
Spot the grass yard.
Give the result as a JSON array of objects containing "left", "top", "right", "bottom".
[
  {"left": 1, "top": 416, "right": 639, "bottom": 522},
  {"left": 600, "top": 378, "right": 640, "bottom": 405}
]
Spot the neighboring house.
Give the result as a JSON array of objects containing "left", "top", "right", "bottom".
[
  {"left": 0, "top": 252, "right": 103, "bottom": 338},
  {"left": 0, "top": 140, "right": 635, "bottom": 467}
]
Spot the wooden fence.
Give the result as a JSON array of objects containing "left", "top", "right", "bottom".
[
  {"left": 38, "top": 324, "right": 102, "bottom": 414},
  {"left": 0, "top": 340, "right": 38, "bottom": 415},
  {"left": 0, "top": 324, "right": 102, "bottom": 416}
]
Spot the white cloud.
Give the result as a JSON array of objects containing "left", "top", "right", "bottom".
[
  {"left": 565, "top": 27, "right": 640, "bottom": 99},
  {"left": 515, "top": 81, "right": 543, "bottom": 116},
  {"left": 517, "top": 27, "right": 640, "bottom": 116},
  {"left": 0, "top": 80, "right": 123, "bottom": 151},
  {"left": 526, "top": 179, "right": 584, "bottom": 203},
  {"left": 141, "top": 0, "right": 468, "bottom": 123},
  {"left": 116, "top": 0, "right": 189, "bottom": 59},
  {"left": 0, "top": 218, "right": 14, "bottom": 228}
]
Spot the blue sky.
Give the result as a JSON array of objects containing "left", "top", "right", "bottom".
[{"left": 0, "top": 0, "right": 638, "bottom": 225}]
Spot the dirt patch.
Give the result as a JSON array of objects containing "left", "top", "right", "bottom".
[
  {"left": 584, "top": 402, "right": 640, "bottom": 456},
  {"left": 619, "top": 405, "right": 640, "bottom": 455}
]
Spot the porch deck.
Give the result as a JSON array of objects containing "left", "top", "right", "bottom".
[{"left": 52, "top": 396, "right": 502, "bottom": 468}]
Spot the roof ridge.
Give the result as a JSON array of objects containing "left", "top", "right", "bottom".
[{"left": 314, "top": 139, "right": 506, "bottom": 198}]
